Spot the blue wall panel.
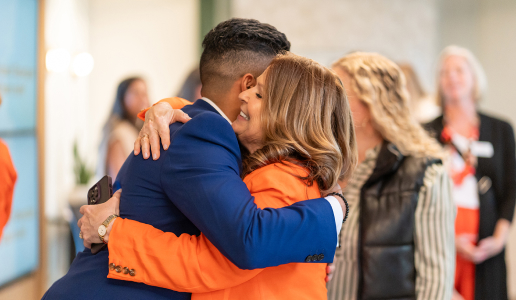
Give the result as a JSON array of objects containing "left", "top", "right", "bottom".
[{"left": 0, "top": 0, "right": 40, "bottom": 287}]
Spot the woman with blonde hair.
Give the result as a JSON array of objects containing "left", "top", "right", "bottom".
[
  {"left": 327, "top": 52, "right": 455, "bottom": 300},
  {"left": 45, "top": 52, "right": 357, "bottom": 299},
  {"left": 426, "top": 45, "right": 515, "bottom": 300}
]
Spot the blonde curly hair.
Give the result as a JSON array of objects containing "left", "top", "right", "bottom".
[{"left": 332, "top": 52, "right": 443, "bottom": 159}]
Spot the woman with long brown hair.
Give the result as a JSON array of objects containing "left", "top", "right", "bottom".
[{"left": 327, "top": 52, "right": 455, "bottom": 300}]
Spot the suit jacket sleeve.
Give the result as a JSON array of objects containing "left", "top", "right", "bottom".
[
  {"left": 107, "top": 219, "right": 262, "bottom": 292},
  {"left": 106, "top": 165, "right": 313, "bottom": 292},
  {"left": 108, "top": 112, "right": 336, "bottom": 274},
  {"left": 160, "top": 113, "right": 337, "bottom": 269}
]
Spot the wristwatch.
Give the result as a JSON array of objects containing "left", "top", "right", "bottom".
[{"left": 98, "top": 214, "right": 118, "bottom": 244}]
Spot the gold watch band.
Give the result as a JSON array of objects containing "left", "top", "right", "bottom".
[
  {"left": 103, "top": 214, "right": 119, "bottom": 228},
  {"left": 99, "top": 214, "right": 119, "bottom": 243}
]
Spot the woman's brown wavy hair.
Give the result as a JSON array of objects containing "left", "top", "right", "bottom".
[{"left": 242, "top": 53, "right": 358, "bottom": 193}]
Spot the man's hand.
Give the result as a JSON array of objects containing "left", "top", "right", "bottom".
[
  {"left": 134, "top": 102, "right": 191, "bottom": 160},
  {"left": 78, "top": 190, "right": 121, "bottom": 248},
  {"left": 326, "top": 183, "right": 347, "bottom": 216}
]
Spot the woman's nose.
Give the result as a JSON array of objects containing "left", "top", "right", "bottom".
[{"left": 240, "top": 90, "right": 250, "bottom": 103}]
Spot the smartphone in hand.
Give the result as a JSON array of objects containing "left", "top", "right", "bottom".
[{"left": 86, "top": 175, "right": 113, "bottom": 254}]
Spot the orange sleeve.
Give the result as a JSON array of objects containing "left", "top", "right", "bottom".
[
  {"left": 137, "top": 97, "right": 192, "bottom": 121},
  {"left": 107, "top": 219, "right": 262, "bottom": 293},
  {"left": 106, "top": 162, "right": 319, "bottom": 293},
  {"left": 0, "top": 140, "right": 17, "bottom": 241}
]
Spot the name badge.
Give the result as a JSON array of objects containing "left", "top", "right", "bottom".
[{"left": 470, "top": 141, "right": 494, "bottom": 158}]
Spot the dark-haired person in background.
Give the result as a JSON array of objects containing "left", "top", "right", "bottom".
[
  {"left": 44, "top": 18, "right": 346, "bottom": 300},
  {"left": 97, "top": 77, "right": 150, "bottom": 179},
  {"left": 175, "top": 67, "right": 202, "bottom": 103},
  {"left": 0, "top": 92, "right": 17, "bottom": 242}
]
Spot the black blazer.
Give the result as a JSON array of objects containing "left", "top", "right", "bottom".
[{"left": 425, "top": 112, "right": 516, "bottom": 300}]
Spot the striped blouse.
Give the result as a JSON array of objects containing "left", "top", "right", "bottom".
[{"left": 327, "top": 146, "right": 456, "bottom": 300}]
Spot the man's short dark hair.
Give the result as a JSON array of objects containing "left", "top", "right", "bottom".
[{"left": 200, "top": 18, "right": 291, "bottom": 92}]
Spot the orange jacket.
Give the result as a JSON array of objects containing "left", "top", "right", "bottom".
[
  {"left": 0, "top": 139, "right": 17, "bottom": 241},
  {"left": 107, "top": 162, "right": 326, "bottom": 299}
]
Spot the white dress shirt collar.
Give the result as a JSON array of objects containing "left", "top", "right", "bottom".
[{"left": 200, "top": 97, "right": 232, "bottom": 124}]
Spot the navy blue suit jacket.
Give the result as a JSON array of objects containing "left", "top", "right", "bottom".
[{"left": 152, "top": 99, "right": 337, "bottom": 269}]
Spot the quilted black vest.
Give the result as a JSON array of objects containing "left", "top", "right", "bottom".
[{"left": 358, "top": 143, "right": 441, "bottom": 300}]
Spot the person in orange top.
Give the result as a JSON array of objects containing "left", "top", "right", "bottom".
[
  {"left": 105, "top": 53, "right": 357, "bottom": 299},
  {"left": 0, "top": 93, "right": 17, "bottom": 241}
]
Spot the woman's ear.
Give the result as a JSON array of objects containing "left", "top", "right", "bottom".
[{"left": 240, "top": 73, "right": 256, "bottom": 92}]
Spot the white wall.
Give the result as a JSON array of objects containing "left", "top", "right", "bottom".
[
  {"left": 87, "top": 0, "right": 199, "bottom": 161},
  {"left": 43, "top": 0, "right": 199, "bottom": 219},
  {"left": 44, "top": 0, "right": 90, "bottom": 219},
  {"left": 232, "top": 0, "right": 439, "bottom": 91}
]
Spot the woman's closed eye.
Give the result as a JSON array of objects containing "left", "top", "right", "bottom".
[{"left": 256, "top": 93, "right": 262, "bottom": 99}]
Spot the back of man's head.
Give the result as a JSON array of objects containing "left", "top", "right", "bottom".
[{"left": 200, "top": 18, "right": 290, "bottom": 94}]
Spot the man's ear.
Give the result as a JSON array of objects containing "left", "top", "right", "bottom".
[{"left": 240, "top": 73, "right": 256, "bottom": 92}]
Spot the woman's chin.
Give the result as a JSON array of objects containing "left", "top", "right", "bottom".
[{"left": 231, "top": 122, "right": 244, "bottom": 134}]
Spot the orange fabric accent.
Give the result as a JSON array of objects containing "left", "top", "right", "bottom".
[
  {"left": 451, "top": 165, "right": 476, "bottom": 186},
  {"left": 0, "top": 139, "right": 17, "bottom": 241},
  {"left": 107, "top": 162, "right": 327, "bottom": 299},
  {"left": 454, "top": 207, "right": 479, "bottom": 300},
  {"left": 137, "top": 97, "right": 192, "bottom": 121}
]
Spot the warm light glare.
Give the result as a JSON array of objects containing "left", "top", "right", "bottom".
[
  {"left": 46, "top": 48, "right": 71, "bottom": 72},
  {"left": 72, "top": 52, "right": 94, "bottom": 77}
]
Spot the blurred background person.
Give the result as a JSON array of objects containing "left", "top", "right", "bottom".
[
  {"left": 398, "top": 63, "right": 441, "bottom": 123},
  {"left": 97, "top": 77, "right": 150, "bottom": 179},
  {"left": 175, "top": 67, "right": 202, "bottom": 102},
  {"left": 426, "top": 45, "right": 516, "bottom": 300},
  {"left": 327, "top": 52, "right": 455, "bottom": 300},
  {"left": 0, "top": 92, "right": 17, "bottom": 241}
]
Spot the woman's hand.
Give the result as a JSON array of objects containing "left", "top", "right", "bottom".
[
  {"left": 471, "top": 219, "right": 510, "bottom": 264},
  {"left": 77, "top": 190, "right": 121, "bottom": 248},
  {"left": 325, "top": 263, "right": 335, "bottom": 283},
  {"left": 473, "top": 236, "right": 505, "bottom": 264},
  {"left": 455, "top": 233, "right": 477, "bottom": 262},
  {"left": 452, "top": 289, "right": 465, "bottom": 300},
  {"left": 133, "top": 102, "right": 191, "bottom": 160}
]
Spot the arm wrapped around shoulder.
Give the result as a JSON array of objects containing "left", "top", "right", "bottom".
[{"left": 160, "top": 112, "right": 338, "bottom": 269}]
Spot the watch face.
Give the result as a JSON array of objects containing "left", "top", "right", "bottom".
[{"left": 98, "top": 225, "right": 107, "bottom": 236}]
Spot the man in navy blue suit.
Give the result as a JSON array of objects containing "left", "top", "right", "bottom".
[{"left": 79, "top": 18, "right": 345, "bottom": 283}]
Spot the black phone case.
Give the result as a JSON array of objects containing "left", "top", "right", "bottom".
[{"left": 86, "top": 175, "right": 113, "bottom": 254}]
